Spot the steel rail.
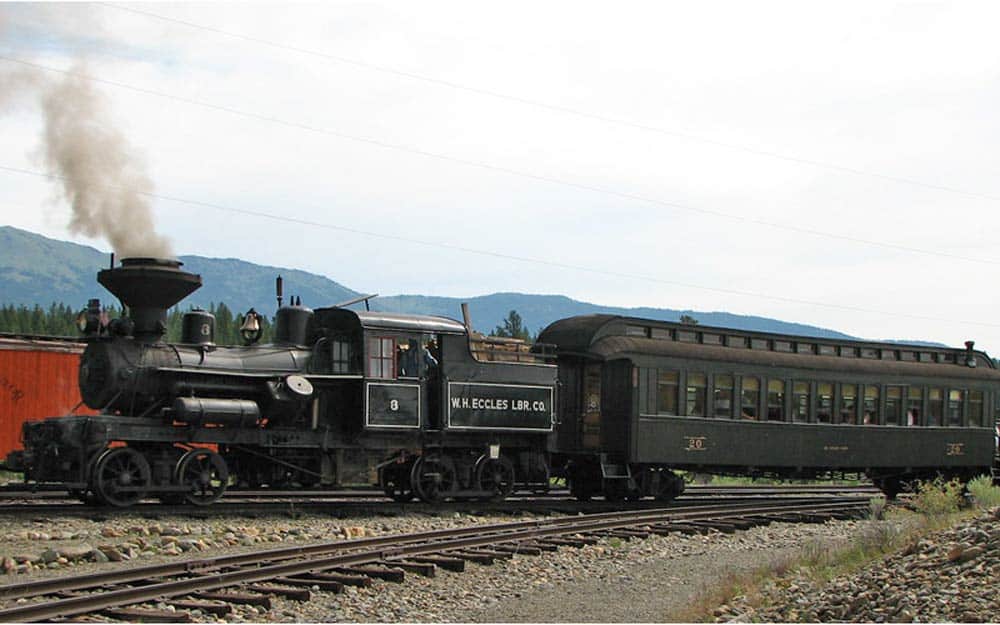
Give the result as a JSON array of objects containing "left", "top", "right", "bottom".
[{"left": 0, "top": 498, "right": 868, "bottom": 622}]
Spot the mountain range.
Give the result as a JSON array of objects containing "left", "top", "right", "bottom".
[{"left": 0, "top": 225, "right": 863, "bottom": 340}]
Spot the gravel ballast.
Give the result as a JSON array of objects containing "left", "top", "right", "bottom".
[{"left": 0, "top": 509, "right": 890, "bottom": 622}]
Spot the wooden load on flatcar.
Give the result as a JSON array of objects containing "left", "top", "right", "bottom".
[{"left": 540, "top": 315, "right": 999, "bottom": 499}]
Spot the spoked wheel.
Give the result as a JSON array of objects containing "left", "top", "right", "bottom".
[
  {"left": 475, "top": 456, "right": 516, "bottom": 501},
  {"left": 410, "top": 455, "right": 457, "bottom": 503},
  {"left": 91, "top": 448, "right": 151, "bottom": 508},
  {"left": 380, "top": 463, "right": 415, "bottom": 502},
  {"left": 175, "top": 449, "right": 229, "bottom": 506}
]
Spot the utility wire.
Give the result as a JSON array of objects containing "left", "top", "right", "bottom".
[
  {"left": 3, "top": 162, "right": 999, "bottom": 330},
  {"left": 100, "top": 1, "right": 1000, "bottom": 206},
  {"left": 1, "top": 54, "right": 997, "bottom": 268}
]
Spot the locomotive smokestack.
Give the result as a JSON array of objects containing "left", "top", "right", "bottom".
[{"left": 98, "top": 258, "right": 201, "bottom": 341}]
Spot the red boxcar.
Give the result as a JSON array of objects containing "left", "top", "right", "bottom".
[{"left": 0, "top": 335, "right": 96, "bottom": 460}]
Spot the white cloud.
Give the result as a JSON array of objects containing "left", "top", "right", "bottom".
[{"left": 1, "top": 1, "right": 999, "bottom": 350}]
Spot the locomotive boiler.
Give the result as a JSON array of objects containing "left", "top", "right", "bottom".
[{"left": 8, "top": 257, "right": 558, "bottom": 506}]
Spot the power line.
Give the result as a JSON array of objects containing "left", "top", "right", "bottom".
[
  {"left": 3, "top": 163, "right": 999, "bottom": 330},
  {"left": 100, "top": 1, "right": 1000, "bottom": 206},
  {"left": 1, "top": 54, "right": 997, "bottom": 269}
]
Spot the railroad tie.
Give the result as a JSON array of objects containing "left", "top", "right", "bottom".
[
  {"left": 193, "top": 591, "right": 273, "bottom": 609},
  {"left": 304, "top": 571, "right": 373, "bottom": 587},
  {"left": 687, "top": 520, "right": 736, "bottom": 534},
  {"left": 407, "top": 554, "right": 466, "bottom": 572},
  {"left": 101, "top": 607, "right": 193, "bottom": 623},
  {"left": 722, "top": 518, "right": 759, "bottom": 530},
  {"left": 522, "top": 541, "right": 560, "bottom": 552},
  {"left": 246, "top": 585, "right": 313, "bottom": 602},
  {"left": 491, "top": 544, "right": 544, "bottom": 556},
  {"left": 336, "top": 565, "right": 406, "bottom": 583},
  {"left": 464, "top": 548, "right": 515, "bottom": 560},
  {"left": 449, "top": 550, "right": 497, "bottom": 565},
  {"left": 536, "top": 536, "right": 594, "bottom": 548},
  {"left": 604, "top": 529, "right": 651, "bottom": 539},
  {"left": 275, "top": 577, "right": 345, "bottom": 593},
  {"left": 166, "top": 599, "right": 233, "bottom": 617},
  {"left": 381, "top": 559, "right": 437, "bottom": 577}
]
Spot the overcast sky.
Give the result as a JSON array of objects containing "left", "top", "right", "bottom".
[{"left": 1, "top": 2, "right": 999, "bottom": 351}]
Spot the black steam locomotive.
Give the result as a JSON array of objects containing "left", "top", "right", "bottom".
[
  {"left": 7, "top": 258, "right": 556, "bottom": 506},
  {"left": 6, "top": 257, "right": 999, "bottom": 506}
]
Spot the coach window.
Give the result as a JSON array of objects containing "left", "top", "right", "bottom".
[
  {"left": 750, "top": 338, "right": 768, "bottom": 350},
  {"left": 686, "top": 373, "right": 707, "bottom": 416},
  {"left": 885, "top": 386, "right": 903, "bottom": 425},
  {"left": 969, "top": 390, "right": 984, "bottom": 427},
  {"left": 818, "top": 345, "right": 836, "bottom": 356},
  {"left": 774, "top": 341, "right": 793, "bottom": 353},
  {"left": 677, "top": 330, "right": 697, "bottom": 343},
  {"left": 657, "top": 371, "right": 680, "bottom": 415},
  {"left": 928, "top": 388, "right": 944, "bottom": 425},
  {"left": 793, "top": 382, "right": 810, "bottom": 422},
  {"left": 714, "top": 375, "right": 734, "bottom": 418},
  {"left": 839, "top": 384, "right": 858, "bottom": 424},
  {"left": 702, "top": 333, "right": 723, "bottom": 345},
  {"left": 947, "top": 390, "right": 964, "bottom": 426},
  {"left": 767, "top": 379, "right": 785, "bottom": 421},
  {"left": 863, "top": 386, "right": 879, "bottom": 424},
  {"left": 817, "top": 383, "right": 833, "bottom": 423},
  {"left": 906, "top": 387, "right": 923, "bottom": 425},
  {"left": 741, "top": 377, "right": 760, "bottom": 420},
  {"left": 367, "top": 336, "right": 396, "bottom": 379},
  {"left": 650, "top": 328, "right": 671, "bottom": 340}
]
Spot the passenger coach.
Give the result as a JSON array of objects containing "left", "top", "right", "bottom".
[{"left": 540, "top": 315, "right": 999, "bottom": 499}]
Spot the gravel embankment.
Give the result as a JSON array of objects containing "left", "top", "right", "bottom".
[
  {"left": 0, "top": 509, "right": 888, "bottom": 623},
  {"left": 717, "top": 507, "right": 1000, "bottom": 623}
]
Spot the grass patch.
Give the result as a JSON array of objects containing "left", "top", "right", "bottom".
[
  {"left": 911, "top": 477, "right": 964, "bottom": 516},
  {"left": 967, "top": 474, "right": 1000, "bottom": 508},
  {"left": 675, "top": 509, "right": 961, "bottom": 622}
]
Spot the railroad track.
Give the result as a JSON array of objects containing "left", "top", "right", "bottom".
[
  {"left": 0, "top": 484, "right": 878, "bottom": 518},
  {"left": 0, "top": 497, "right": 870, "bottom": 622}
]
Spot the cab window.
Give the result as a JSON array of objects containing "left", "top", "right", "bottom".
[{"left": 367, "top": 336, "right": 396, "bottom": 379}]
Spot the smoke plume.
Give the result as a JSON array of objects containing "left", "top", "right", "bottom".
[
  {"left": 37, "top": 64, "right": 173, "bottom": 259},
  {"left": 0, "top": 9, "right": 174, "bottom": 260}
]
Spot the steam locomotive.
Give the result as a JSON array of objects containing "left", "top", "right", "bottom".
[
  {"left": 5, "top": 257, "right": 998, "bottom": 506},
  {"left": 6, "top": 257, "right": 557, "bottom": 506}
]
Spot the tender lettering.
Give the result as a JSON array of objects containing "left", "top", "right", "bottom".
[{"left": 946, "top": 442, "right": 965, "bottom": 456}]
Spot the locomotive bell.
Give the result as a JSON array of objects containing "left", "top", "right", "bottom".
[{"left": 98, "top": 258, "right": 202, "bottom": 341}]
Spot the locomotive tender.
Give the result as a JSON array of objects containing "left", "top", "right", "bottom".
[{"left": 6, "top": 257, "right": 999, "bottom": 506}]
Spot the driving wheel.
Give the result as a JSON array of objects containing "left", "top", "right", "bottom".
[
  {"left": 410, "top": 455, "right": 457, "bottom": 503},
  {"left": 91, "top": 447, "right": 151, "bottom": 508},
  {"left": 175, "top": 449, "right": 229, "bottom": 506},
  {"left": 475, "top": 456, "right": 516, "bottom": 501}
]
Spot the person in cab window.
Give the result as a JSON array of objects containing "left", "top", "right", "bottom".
[{"left": 399, "top": 339, "right": 423, "bottom": 377}]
